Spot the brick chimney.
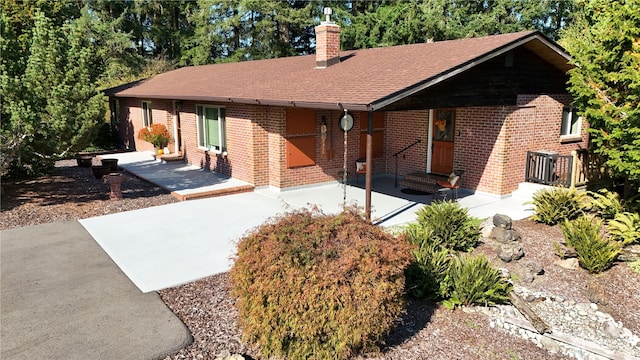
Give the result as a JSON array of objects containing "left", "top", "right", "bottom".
[{"left": 315, "top": 8, "right": 340, "bottom": 68}]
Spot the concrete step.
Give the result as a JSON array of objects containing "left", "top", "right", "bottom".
[
  {"left": 511, "top": 182, "right": 552, "bottom": 200},
  {"left": 403, "top": 171, "right": 446, "bottom": 182},
  {"left": 171, "top": 184, "right": 254, "bottom": 201},
  {"left": 399, "top": 178, "right": 435, "bottom": 193}
]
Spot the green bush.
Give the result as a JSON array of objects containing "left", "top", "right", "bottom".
[
  {"left": 403, "top": 202, "right": 510, "bottom": 306},
  {"left": 529, "top": 187, "right": 587, "bottom": 225},
  {"left": 608, "top": 212, "right": 640, "bottom": 245},
  {"left": 405, "top": 238, "right": 451, "bottom": 299},
  {"left": 588, "top": 189, "right": 624, "bottom": 219},
  {"left": 443, "top": 254, "right": 512, "bottom": 309},
  {"left": 561, "top": 215, "right": 621, "bottom": 273},
  {"left": 230, "top": 207, "right": 412, "bottom": 360},
  {"left": 629, "top": 260, "right": 640, "bottom": 275},
  {"left": 406, "top": 200, "right": 482, "bottom": 252}
]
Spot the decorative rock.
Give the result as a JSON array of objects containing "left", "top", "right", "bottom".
[
  {"left": 555, "top": 257, "right": 579, "bottom": 270},
  {"left": 586, "top": 282, "right": 608, "bottom": 306},
  {"left": 524, "top": 260, "right": 544, "bottom": 275},
  {"left": 521, "top": 271, "right": 535, "bottom": 283},
  {"left": 215, "top": 351, "right": 246, "bottom": 360},
  {"left": 540, "top": 336, "right": 561, "bottom": 354},
  {"left": 576, "top": 303, "right": 590, "bottom": 312},
  {"left": 498, "top": 243, "right": 525, "bottom": 262},
  {"left": 619, "top": 245, "right": 640, "bottom": 262},
  {"left": 554, "top": 242, "right": 578, "bottom": 259},
  {"left": 493, "top": 213, "right": 513, "bottom": 230},
  {"left": 604, "top": 320, "right": 621, "bottom": 338},
  {"left": 480, "top": 217, "right": 495, "bottom": 238},
  {"left": 490, "top": 227, "right": 521, "bottom": 243}
]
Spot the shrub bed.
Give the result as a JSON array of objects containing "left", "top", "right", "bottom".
[{"left": 404, "top": 201, "right": 511, "bottom": 307}]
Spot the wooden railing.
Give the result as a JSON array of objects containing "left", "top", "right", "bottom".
[
  {"left": 525, "top": 151, "right": 572, "bottom": 187},
  {"left": 569, "top": 149, "right": 605, "bottom": 188},
  {"left": 525, "top": 150, "right": 605, "bottom": 189}
]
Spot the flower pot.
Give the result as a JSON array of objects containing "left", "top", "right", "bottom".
[
  {"left": 76, "top": 155, "right": 94, "bottom": 168},
  {"left": 101, "top": 158, "right": 119, "bottom": 172},
  {"left": 91, "top": 165, "right": 110, "bottom": 179}
]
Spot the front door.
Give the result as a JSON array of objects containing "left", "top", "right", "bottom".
[{"left": 431, "top": 109, "right": 455, "bottom": 174}]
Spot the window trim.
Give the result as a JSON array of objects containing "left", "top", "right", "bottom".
[
  {"left": 196, "top": 104, "right": 226, "bottom": 153},
  {"left": 142, "top": 101, "right": 152, "bottom": 127},
  {"left": 560, "top": 106, "right": 582, "bottom": 141}
]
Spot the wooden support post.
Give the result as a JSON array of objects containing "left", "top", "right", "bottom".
[
  {"left": 570, "top": 150, "right": 578, "bottom": 189},
  {"left": 365, "top": 110, "right": 373, "bottom": 221}
]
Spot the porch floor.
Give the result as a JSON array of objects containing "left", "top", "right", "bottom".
[
  {"left": 98, "top": 151, "right": 254, "bottom": 201},
  {"left": 100, "top": 151, "right": 536, "bottom": 223}
]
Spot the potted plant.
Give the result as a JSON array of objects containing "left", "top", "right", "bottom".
[{"left": 138, "top": 124, "right": 171, "bottom": 153}]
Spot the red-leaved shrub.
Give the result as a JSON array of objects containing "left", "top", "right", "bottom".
[{"left": 230, "top": 207, "right": 412, "bottom": 360}]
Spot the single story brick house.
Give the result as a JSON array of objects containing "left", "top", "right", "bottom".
[{"left": 106, "top": 20, "right": 588, "bottom": 203}]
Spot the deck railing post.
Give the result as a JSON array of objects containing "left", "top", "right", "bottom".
[{"left": 570, "top": 150, "right": 578, "bottom": 188}]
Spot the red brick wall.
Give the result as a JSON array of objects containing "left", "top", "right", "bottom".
[
  {"left": 382, "top": 95, "right": 588, "bottom": 196},
  {"left": 455, "top": 106, "right": 515, "bottom": 195},
  {"left": 117, "top": 98, "right": 174, "bottom": 152},
  {"left": 116, "top": 94, "right": 587, "bottom": 195},
  {"left": 384, "top": 110, "right": 429, "bottom": 176},
  {"left": 454, "top": 94, "right": 588, "bottom": 195}
]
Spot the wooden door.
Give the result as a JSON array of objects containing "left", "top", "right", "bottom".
[{"left": 431, "top": 109, "right": 455, "bottom": 174}]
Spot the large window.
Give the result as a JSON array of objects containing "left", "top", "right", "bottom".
[
  {"left": 196, "top": 105, "right": 226, "bottom": 152},
  {"left": 561, "top": 106, "right": 581, "bottom": 138},
  {"left": 142, "top": 101, "right": 152, "bottom": 127}
]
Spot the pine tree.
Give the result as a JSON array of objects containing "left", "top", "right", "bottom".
[{"left": 1, "top": 10, "right": 104, "bottom": 176}]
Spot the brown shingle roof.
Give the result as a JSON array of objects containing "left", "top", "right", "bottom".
[{"left": 108, "top": 30, "right": 571, "bottom": 111}]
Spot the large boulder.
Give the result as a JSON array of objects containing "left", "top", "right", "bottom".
[
  {"left": 493, "top": 214, "right": 512, "bottom": 230},
  {"left": 498, "top": 243, "right": 525, "bottom": 262},
  {"left": 480, "top": 217, "right": 495, "bottom": 238},
  {"left": 490, "top": 227, "right": 521, "bottom": 243}
]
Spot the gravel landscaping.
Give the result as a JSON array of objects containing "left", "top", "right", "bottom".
[{"left": 1, "top": 160, "right": 638, "bottom": 360}]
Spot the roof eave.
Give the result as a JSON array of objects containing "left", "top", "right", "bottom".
[
  {"left": 371, "top": 31, "right": 574, "bottom": 111},
  {"left": 112, "top": 93, "right": 371, "bottom": 112}
]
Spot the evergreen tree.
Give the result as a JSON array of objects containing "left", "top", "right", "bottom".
[
  {"left": 1, "top": 10, "right": 104, "bottom": 176},
  {"left": 561, "top": 0, "right": 640, "bottom": 198}
]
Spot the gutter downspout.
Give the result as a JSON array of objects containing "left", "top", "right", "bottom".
[{"left": 365, "top": 110, "right": 373, "bottom": 221}]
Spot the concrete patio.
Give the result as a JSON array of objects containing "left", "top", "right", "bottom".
[{"left": 80, "top": 151, "right": 544, "bottom": 293}]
